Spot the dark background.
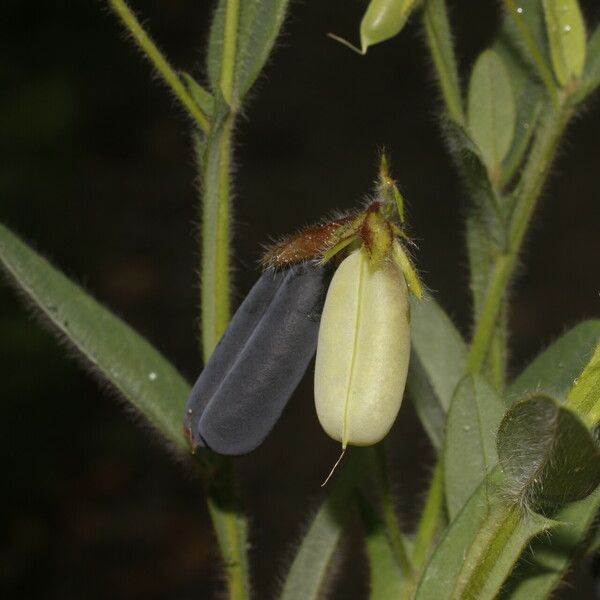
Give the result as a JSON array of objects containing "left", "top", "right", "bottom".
[{"left": 1, "top": 1, "right": 599, "bottom": 598}]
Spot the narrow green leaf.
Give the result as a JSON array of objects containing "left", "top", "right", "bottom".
[
  {"left": 578, "top": 25, "right": 600, "bottom": 99},
  {"left": 542, "top": 0, "right": 587, "bottom": 86},
  {"left": 206, "top": 0, "right": 226, "bottom": 94},
  {"left": 567, "top": 340, "right": 600, "bottom": 427},
  {"left": 444, "top": 118, "right": 505, "bottom": 340},
  {"left": 503, "top": 0, "right": 549, "bottom": 61},
  {"left": 443, "top": 119, "right": 505, "bottom": 245},
  {"left": 207, "top": 0, "right": 289, "bottom": 107},
  {"left": 422, "top": 0, "right": 465, "bottom": 125},
  {"left": 444, "top": 375, "right": 506, "bottom": 520},
  {"left": 497, "top": 394, "right": 600, "bottom": 510},
  {"left": 509, "top": 320, "right": 600, "bottom": 401},
  {"left": 407, "top": 295, "right": 467, "bottom": 448},
  {"left": 107, "top": 0, "right": 210, "bottom": 134},
  {"left": 465, "top": 213, "right": 494, "bottom": 319},
  {"left": 494, "top": 28, "right": 544, "bottom": 185},
  {"left": 500, "top": 487, "right": 600, "bottom": 600},
  {"left": 0, "top": 222, "right": 190, "bottom": 450},
  {"left": 415, "top": 468, "right": 555, "bottom": 600},
  {"left": 279, "top": 451, "right": 369, "bottom": 600},
  {"left": 501, "top": 0, "right": 556, "bottom": 94},
  {"left": 468, "top": 49, "right": 517, "bottom": 176},
  {"left": 357, "top": 494, "right": 405, "bottom": 599},
  {"left": 360, "top": 0, "right": 421, "bottom": 53},
  {"left": 501, "top": 101, "right": 541, "bottom": 187},
  {"left": 181, "top": 72, "right": 214, "bottom": 117}
]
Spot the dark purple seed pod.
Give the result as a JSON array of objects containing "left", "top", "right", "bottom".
[{"left": 185, "top": 263, "right": 330, "bottom": 455}]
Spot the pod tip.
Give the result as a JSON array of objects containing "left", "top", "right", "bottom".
[{"left": 321, "top": 448, "right": 347, "bottom": 487}]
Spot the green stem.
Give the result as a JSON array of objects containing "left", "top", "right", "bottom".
[
  {"left": 205, "top": 458, "right": 251, "bottom": 600},
  {"left": 108, "top": 0, "right": 210, "bottom": 134},
  {"left": 502, "top": 0, "right": 558, "bottom": 100},
  {"left": 486, "top": 303, "right": 507, "bottom": 392},
  {"left": 201, "top": 116, "right": 234, "bottom": 359},
  {"left": 220, "top": 0, "right": 241, "bottom": 106},
  {"left": 412, "top": 457, "right": 444, "bottom": 571},
  {"left": 200, "top": 0, "right": 241, "bottom": 358},
  {"left": 422, "top": 0, "right": 465, "bottom": 126},
  {"left": 373, "top": 445, "right": 415, "bottom": 582},
  {"left": 467, "top": 99, "right": 572, "bottom": 373},
  {"left": 200, "top": 3, "right": 248, "bottom": 598}
]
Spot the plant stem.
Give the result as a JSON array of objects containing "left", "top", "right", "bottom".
[
  {"left": 422, "top": 0, "right": 465, "bottom": 126},
  {"left": 220, "top": 0, "right": 240, "bottom": 106},
  {"left": 201, "top": 116, "right": 234, "bottom": 359},
  {"left": 412, "top": 457, "right": 444, "bottom": 571},
  {"left": 205, "top": 459, "right": 251, "bottom": 600},
  {"left": 502, "top": 0, "right": 558, "bottom": 100},
  {"left": 108, "top": 0, "right": 210, "bottom": 134},
  {"left": 467, "top": 99, "right": 572, "bottom": 373},
  {"left": 374, "top": 445, "right": 415, "bottom": 582},
  {"left": 200, "top": 0, "right": 241, "bottom": 359},
  {"left": 201, "top": 3, "right": 248, "bottom": 598},
  {"left": 486, "top": 304, "right": 507, "bottom": 392}
]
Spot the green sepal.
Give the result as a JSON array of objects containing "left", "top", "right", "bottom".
[
  {"left": 181, "top": 72, "right": 214, "bottom": 117},
  {"left": 392, "top": 241, "right": 423, "bottom": 300}
]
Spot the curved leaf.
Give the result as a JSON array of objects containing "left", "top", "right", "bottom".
[
  {"left": 444, "top": 375, "right": 506, "bottom": 519},
  {"left": 415, "top": 468, "right": 555, "bottom": 600},
  {"left": 578, "top": 25, "right": 600, "bottom": 99},
  {"left": 279, "top": 451, "right": 369, "bottom": 600},
  {"left": 500, "top": 487, "right": 600, "bottom": 599},
  {"left": 542, "top": 0, "right": 587, "bottom": 86},
  {"left": 468, "top": 49, "right": 516, "bottom": 175},
  {"left": 207, "top": 0, "right": 289, "bottom": 107},
  {"left": 357, "top": 494, "right": 405, "bottom": 599},
  {"left": 0, "top": 222, "right": 190, "bottom": 451},
  {"left": 567, "top": 340, "right": 600, "bottom": 427},
  {"left": 407, "top": 295, "right": 467, "bottom": 448},
  {"left": 509, "top": 320, "right": 600, "bottom": 401}
]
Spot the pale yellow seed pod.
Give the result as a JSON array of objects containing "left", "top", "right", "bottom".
[{"left": 314, "top": 245, "right": 410, "bottom": 448}]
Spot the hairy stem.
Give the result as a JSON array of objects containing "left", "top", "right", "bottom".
[
  {"left": 201, "top": 116, "right": 234, "bottom": 360},
  {"left": 205, "top": 458, "right": 251, "bottom": 600},
  {"left": 422, "top": 0, "right": 465, "bottom": 126},
  {"left": 374, "top": 445, "right": 415, "bottom": 582},
  {"left": 412, "top": 457, "right": 444, "bottom": 572},
  {"left": 467, "top": 99, "right": 572, "bottom": 373},
  {"left": 201, "top": 2, "right": 249, "bottom": 598},
  {"left": 108, "top": 0, "right": 210, "bottom": 133},
  {"left": 486, "top": 304, "right": 507, "bottom": 392},
  {"left": 220, "top": 0, "right": 240, "bottom": 106}
]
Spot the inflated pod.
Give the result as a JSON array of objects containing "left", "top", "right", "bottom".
[
  {"left": 360, "top": 0, "right": 420, "bottom": 53},
  {"left": 314, "top": 246, "right": 410, "bottom": 447},
  {"left": 184, "top": 263, "right": 330, "bottom": 455}
]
